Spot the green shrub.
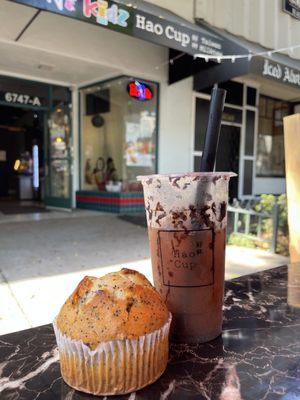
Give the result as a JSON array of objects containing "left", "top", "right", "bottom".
[
  {"left": 227, "top": 233, "right": 256, "bottom": 248},
  {"left": 227, "top": 194, "right": 289, "bottom": 255}
]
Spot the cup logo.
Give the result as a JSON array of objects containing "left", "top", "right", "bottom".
[{"left": 158, "top": 229, "right": 214, "bottom": 287}]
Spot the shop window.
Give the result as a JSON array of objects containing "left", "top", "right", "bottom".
[
  {"left": 220, "top": 81, "right": 243, "bottom": 106},
  {"left": 256, "top": 95, "right": 291, "bottom": 178},
  {"left": 243, "top": 159, "right": 253, "bottom": 195},
  {"left": 47, "top": 90, "right": 72, "bottom": 200},
  {"left": 194, "top": 98, "right": 209, "bottom": 152},
  {"left": 245, "top": 110, "right": 255, "bottom": 156},
  {"left": 80, "top": 77, "right": 158, "bottom": 191},
  {"left": 247, "top": 87, "right": 257, "bottom": 106},
  {"left": 197, "top": 81, "right": 243, "bottom": 106},
  {"left": 223, "top": 107, "right": 242, "bottom": 124}
]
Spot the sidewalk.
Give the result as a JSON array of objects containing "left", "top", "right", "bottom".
[{"left": 0, "top": 211, "right": 289, "bottom": 335}]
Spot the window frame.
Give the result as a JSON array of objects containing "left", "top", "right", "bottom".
[{"left": 256, "top": 94, "right": 291, "bottom": 178}]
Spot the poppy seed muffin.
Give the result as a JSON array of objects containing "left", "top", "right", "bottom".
[{"left": 54, "top": 268, "right": 171, "bottom": 396}]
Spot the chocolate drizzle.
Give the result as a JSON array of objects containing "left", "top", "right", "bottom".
[
  {"left": 155, "top": 202, "right": 164, "bottom": 212},
  {"left": 145, "top": 202, "right": 153, "bottom": 221},
  {"left": 171, "top": 177, "right": 181, "bottom": 188},
  {"left": 145, "top": 178, "right": 153, "bottom": 185},
  {"left": 156, "top": 179, "right": 162, "bottom": 189},
  {"left": 218, "top": 201, "right": 227, "bottom": 222},
  {"left": 155, "top": 212, "right": 167, "bottom": 227}
]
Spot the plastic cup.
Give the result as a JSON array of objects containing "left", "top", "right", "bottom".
[{"left": 137, "top": 172, "right": 236, "bottom": 344}]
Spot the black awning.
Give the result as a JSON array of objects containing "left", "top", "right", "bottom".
[
  {"left": 193, "top": 58, "right": 251, "bottom": 90},
  {"left": 11, "top": 0, "right": 246, "bottom": 58},
  {"left": 193, "top": 21, "right": 300, "bottom": 91}
]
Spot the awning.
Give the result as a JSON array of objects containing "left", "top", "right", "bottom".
[
  {"left": 11, "top": 0, "right": 246, "bottom": 58},
  {"left": 193, "top": 21, "right": 300, "bottom": 92}
]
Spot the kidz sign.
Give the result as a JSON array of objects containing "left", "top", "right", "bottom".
[
  {"left": 12, "top": 0, "right": 226, "bottom": 56},
  {"left": 83, "top": 0, "right": 129, "bottom": 27}
]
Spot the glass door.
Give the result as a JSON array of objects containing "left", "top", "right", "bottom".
[{"left": 44, "top": 102, "right": 72, "bottom": 209}]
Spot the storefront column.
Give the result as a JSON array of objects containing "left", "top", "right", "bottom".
[{"left": 71, "top": 86, "right": 79, "bottom": 208}]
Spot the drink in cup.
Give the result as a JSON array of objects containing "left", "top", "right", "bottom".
[{"left": 138, "top": 172, "right": 235, "bottom": 344}]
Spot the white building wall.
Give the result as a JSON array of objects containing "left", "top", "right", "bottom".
[
  {"left": 159, "top": 77, "right": 194, "bottom": 173},
  {"left": 195, "top": 0, "right": 300, "bottom": 60}
]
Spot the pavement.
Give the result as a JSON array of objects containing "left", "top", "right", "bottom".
[{"left": 0, "top": 210, "right": 289, "bottom": 336}]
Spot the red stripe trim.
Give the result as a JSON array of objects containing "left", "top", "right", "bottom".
[{"left": 76, "top": 195, "right": 144, "bottom": 205}]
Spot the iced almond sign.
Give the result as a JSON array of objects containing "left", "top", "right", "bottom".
[{"left": 138, "top": 172, "right": 235, "bottom": 344}]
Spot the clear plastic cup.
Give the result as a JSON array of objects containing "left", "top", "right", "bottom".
[{"left": 137, "top": 172, "right": 236, "bottom": 344}]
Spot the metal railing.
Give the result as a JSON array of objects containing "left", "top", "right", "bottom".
[{"left": 227, "top": 200, "right": 280, "bottom": 253}]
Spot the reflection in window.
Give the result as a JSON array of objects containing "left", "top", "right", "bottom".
[
  {"left": 245, "top": 110, "right": 255, "bottom": 156},
  {"left": 48, "top": 102, "right": 71, "bottom": 198},
  {"left": 243, "top": 159, "right": 253, "bottom": 195},
  {"left": 194, "top": 99, "right": 209, "bottom": 152},
  {"left": 256, "top": 95, "right": 290, "bottom": 178},
  {"left": 80, "top": 77, "right": 158, "bottom": 191}
]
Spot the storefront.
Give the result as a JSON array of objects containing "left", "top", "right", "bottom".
[
  {"left": 1, "top": 0, "right": 245, "bottom": 211},
  {"left": 0, "top": 75, "right": 72, "bottom": 209},
  {"left": 2, "top": 1, "right": 299, "bottom": 211},
  {"left": 189, "top": 23, "right": 300, "bottom": 200}
]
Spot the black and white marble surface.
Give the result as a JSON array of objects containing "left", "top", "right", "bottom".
[{"left": 1, "top": 265, "right": 300, "bottom": 400}]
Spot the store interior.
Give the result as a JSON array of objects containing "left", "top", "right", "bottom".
[
  {"left": 0, "top": 105, "right": 44, "bottom": 214},
  {"left": 80, "top": 76, "right": 158, "bottom": 193}
]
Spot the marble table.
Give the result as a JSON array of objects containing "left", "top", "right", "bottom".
[{"left": 1, "top": 265, "right": 300, "bottom": 400}]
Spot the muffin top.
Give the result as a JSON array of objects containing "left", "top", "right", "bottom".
[{"left": 56, "top": 268, "right": 169, "bottom": 349}]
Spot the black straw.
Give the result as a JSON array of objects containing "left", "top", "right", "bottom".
[{"left": 200, "top": 85, "right": 227, "bottom": 172}]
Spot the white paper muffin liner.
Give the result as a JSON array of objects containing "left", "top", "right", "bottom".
[{"left": 53, "top": 314, "right": 172, "bottom": 396}]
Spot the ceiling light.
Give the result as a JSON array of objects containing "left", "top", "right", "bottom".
[{"left": 14, "top": 159, "right": 20, "bottom": 171}]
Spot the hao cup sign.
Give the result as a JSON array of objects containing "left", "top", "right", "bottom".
[{"left": 138, "top": 172, "right": 235, "bottom": 344}]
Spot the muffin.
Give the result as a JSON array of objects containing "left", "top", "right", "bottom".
[{"left": 53, "top": 268, "right": 171, "bottom": 395}]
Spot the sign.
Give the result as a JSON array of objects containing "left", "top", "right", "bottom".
[
  {"left": 11, "top": 0, "right": 243, "bottom": 57},
  {"left": 253, "top": 58, "right": 300, "bottom": 88},
  {"left": 283, "top": 0, "right": 300, "bottom": 20},
  {"left": 159, "top": 229, "right": 214, "bottom": 287},
  {"left": 0, "top": 91, "right": 42, "bottom": 107},
  {"left": 194, "top": 55, "right": 300, "bottom": 92},
  {"left": 127, "top": 81, "right": 153, "bottom": 101}
]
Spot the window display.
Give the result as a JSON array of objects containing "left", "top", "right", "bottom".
[
  {"left": 48, "top": 103, "right": 71, "bottom": 198},
  {"left": 80, "top": 76, "right": 158, "bottom": 192},
  {"left": 256, "top": 95, "right": 291, "bottom": 178}
]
